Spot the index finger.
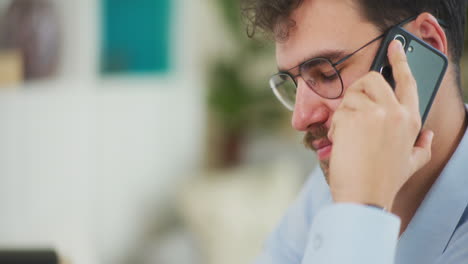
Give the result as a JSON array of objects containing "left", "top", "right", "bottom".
[{"left": 388, "top": 40, "right": 419, "bottom": 114}]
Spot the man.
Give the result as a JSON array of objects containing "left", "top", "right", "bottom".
[{"left": 242, "top": 0, "right": 468, "bottom": 263}]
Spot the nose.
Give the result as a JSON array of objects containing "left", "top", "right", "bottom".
[{"left": 292, "top": 78, "right": 331, "bottom": 131}]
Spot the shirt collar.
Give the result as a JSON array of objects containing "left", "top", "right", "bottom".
[{"left": 396, "top": 104, "right": 468, "bottom": 263}]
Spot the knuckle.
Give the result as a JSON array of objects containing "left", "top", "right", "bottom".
[
  {"left": 420, "top": 149, "right": 432, "bottom": 168},
  {"left": 395, "top": 51, "right": 408, "bottom": 64},
  {"left": 398, "top": 54, "right": 408, "bottom": 64},
  {"left": 373, "top": 107, "right": 387, "bottom": 120},
  {"left": 363, "top": 73, "right": 386, "bottom": 93},
  {"left": 343, "top": 88, "right": 357, "bottom": 99},
  {"left": 411, "top": 115, "right": 422, "bottom": 131},
  {"left": 347, "top": 80, "right": 361, "bottom": 93},
  {"left": 412, "top": 78, "right": 418, "bottom": 90},
  {"left": 404, "top": 74, "right": 417, "bottom": 88},
  {"left": 368, "top": 72, "right": 392, "bottom": 91},
  {"left": 426, "top": 148, "right": 433, "bottom": 161},
  {"left": 368, "top": 71, "right": 384, "bottom": 83},
  {"left": 395, "top": 108, "right": 420, "bottom": 131},
  {"left": 392, "top": 108, "right": 407, "bottom": 122}
]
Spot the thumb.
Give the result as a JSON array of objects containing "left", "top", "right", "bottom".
[{"left": 411, "top": 129, "right": 434, "bottom": 173}]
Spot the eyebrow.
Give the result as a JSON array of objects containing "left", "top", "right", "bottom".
[{"left": 278, "top": 50, "right": 348, "bottom": 73}]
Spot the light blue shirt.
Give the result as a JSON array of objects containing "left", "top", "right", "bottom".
[{"left": 256, "top": 105, "right": 468, "bottom": 264}]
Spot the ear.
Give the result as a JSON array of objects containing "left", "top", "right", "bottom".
[{"left": 406, "top": 12, "right": 448, "bottom": 56}]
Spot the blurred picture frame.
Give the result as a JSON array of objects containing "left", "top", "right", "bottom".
[
  {"left": 100, "top": 0, "right": 171, "bottom": 75},
  {"left": 0, "top": 49, "right": 23, "bottom": 87},
  {"left": 0, "top": 0, "right": 61, "bottom": 83}
]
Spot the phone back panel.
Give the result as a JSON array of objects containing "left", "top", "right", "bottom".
[
  {"left": 406, "top": 39, "right": 447, "bottom": 123},
  {"left": 370, "top": 27, "right": 448, "bottom": 124}
]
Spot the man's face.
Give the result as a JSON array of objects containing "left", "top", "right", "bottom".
[{"left": 276, "top": 0, "right": 382, "bottom": 180}]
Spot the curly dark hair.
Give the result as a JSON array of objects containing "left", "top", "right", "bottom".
[
  {"left": 242, "top": 0, "right": 468, "bottom": 87},
  {"left": 242, "top": 0, "right": 304, "bottom": 40}
]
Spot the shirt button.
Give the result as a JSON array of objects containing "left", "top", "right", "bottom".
[{"left": 313, "top": 233, "right": 323, "bottom": 251}]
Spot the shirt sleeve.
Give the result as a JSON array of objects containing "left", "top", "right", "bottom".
[{"left": 301, "top": 203, "right": 401, "bottom": 264}]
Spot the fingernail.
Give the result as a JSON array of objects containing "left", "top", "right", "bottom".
[
  {"left": 429, "top": 130, "right": 435, "bottom": 141},
  {"left": 395, "top": 40, "right": 404, "bottom": 52}
]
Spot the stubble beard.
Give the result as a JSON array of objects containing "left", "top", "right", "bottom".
[
  {"left": 319, "top": 159, "right": 330, "bottom": 185},
  {"left": 303, "top": 125, "right": 331, "bottom": 185}
]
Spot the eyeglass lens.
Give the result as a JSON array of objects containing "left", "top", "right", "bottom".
[{"left": 270, "top": 58, "right": 343, "bottom": 110}]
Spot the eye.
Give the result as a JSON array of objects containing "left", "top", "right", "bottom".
[{"left": 322, "top": 70, "right": 340, "bottom": 81}]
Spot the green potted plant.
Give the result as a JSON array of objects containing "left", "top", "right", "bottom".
[{"left": 207, "top": 0, "right": 287, "bottom": 167}]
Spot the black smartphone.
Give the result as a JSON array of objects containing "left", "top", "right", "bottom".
[{"left": 370, "top": 26, "right": 448, "bottom": 125}]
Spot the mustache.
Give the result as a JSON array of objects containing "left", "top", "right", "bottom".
[{"left": 303, "top": 125, "right": 329, "bottom": 151}]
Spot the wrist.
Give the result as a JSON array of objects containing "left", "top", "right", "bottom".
[{"left": 333, "top": 194, "right": 393, "bottom": 210}]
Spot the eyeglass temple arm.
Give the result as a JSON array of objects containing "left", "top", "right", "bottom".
[
  {"left": 334, "top": 15, "right": 448, "bottom": 67},
  {"left": 333, "top": 34, "right": 385, "bottom": 66}
]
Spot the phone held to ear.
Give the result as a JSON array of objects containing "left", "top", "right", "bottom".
[{"left": 370, "top": 26, "right": 448, "bottom": 125}]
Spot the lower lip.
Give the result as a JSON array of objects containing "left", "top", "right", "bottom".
[{"left": 317, "top": 145, "right": 332, "bottom": 161}]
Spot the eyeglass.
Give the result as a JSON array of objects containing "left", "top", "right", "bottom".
[
  {"left": 269, "top": 34, "right": 384, "bottom": 111},
  {"left": 269, "top": 16, "right": 446, "bottom": 111}
]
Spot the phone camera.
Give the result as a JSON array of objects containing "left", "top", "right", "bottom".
[{"left": 394, "top": 34, "right": 406, "bottom": 48}]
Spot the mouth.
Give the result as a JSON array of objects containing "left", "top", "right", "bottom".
[
  {"left": 312, "top": 139, "right": 333, "bottom": 161},
  {"left": 303, "top": 125, "right": 332, "bottom": 161}
]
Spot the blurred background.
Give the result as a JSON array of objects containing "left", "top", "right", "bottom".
[
  {"left": 0, "top": 1, "right": 466, "bottom": 264},
  {"left": 0, "top": 0, "right": 314, "bottom": 263}
]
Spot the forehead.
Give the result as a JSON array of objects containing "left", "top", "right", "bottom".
[{"left": 276, "top": 0, "right": 379, "bottom": 70}]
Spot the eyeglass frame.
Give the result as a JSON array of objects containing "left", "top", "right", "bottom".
[{"left": 269, "top": 15, "right": 447, "bottom": 107}]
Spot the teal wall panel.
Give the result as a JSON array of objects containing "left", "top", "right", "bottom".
[{"left": 101, "top": 0, "right": 171, "bottom": 74}]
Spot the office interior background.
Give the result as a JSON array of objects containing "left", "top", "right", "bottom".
[{"left": 0, "top": 1, "right": 466, "bottom": 264}]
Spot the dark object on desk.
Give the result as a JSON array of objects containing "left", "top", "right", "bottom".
[{"left": 0, "top": 249, "right": 58, "bottom": 264}]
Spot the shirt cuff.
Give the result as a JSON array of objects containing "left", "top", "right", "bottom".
[{"left": 302, "top": 203, "right": 401, "bottom": 264}]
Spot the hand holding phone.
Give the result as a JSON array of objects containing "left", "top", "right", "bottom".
[{"left": 330, "top": 40, "right": 435, "bottom": 210}]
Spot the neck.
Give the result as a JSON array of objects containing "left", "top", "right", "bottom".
[{"left": 391, "top": 84, "right": 467, "bottom": 235}]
